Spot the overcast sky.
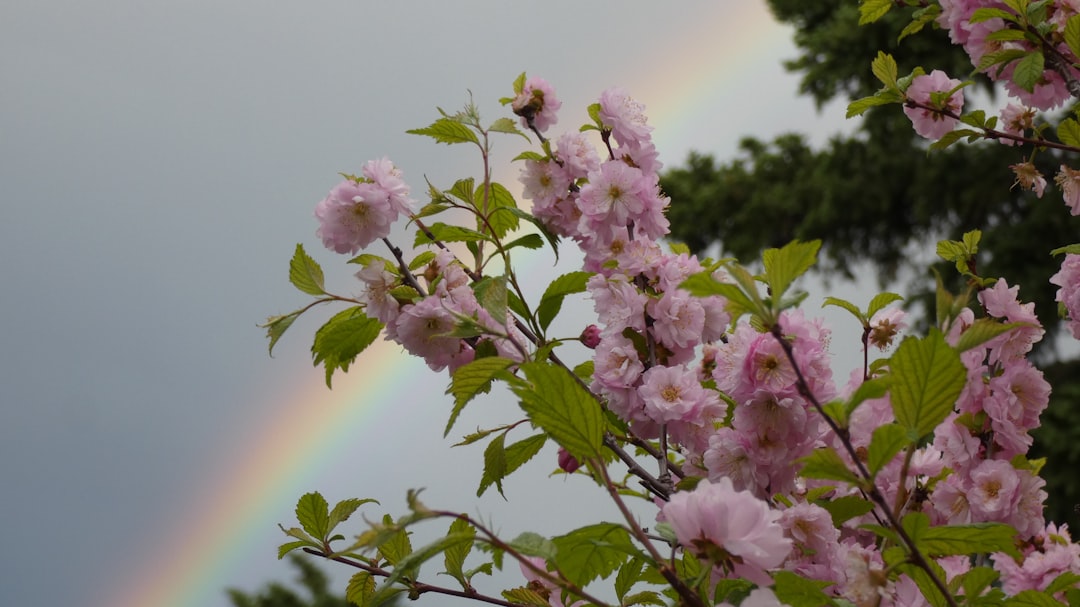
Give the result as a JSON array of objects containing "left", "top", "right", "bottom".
[{"left": 0, "top": 3, "right": 860, "bottom": 606}]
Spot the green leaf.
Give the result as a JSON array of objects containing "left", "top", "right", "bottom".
[
  {"left": 772, "top": 570, "right": 834, "bottom": 607},
  {"left": 537, "top": 271, "right": 592, "bottom": 331},
  {"left": 277, "top": 540, "right": 310, "bottom": 559},
  {"left": 1059, "top": 118, "right": 1080, "bottom": 148},
  {"left": 867, "top": 424, "right": 910, "bottom": 475},
  {"left": 954, "top": 319, "right": 1028, "bottom": 353},
  {"left": 289, "top": 243, "right": 326, "bottom": 296},
  {"left": 370, "top": 532, "right": 477, "bottom": 605},
  {"left": 1066, "top": 15, "right": 1080, "bottom": 61},
  {"left": 328, "top": 498, "right": 378, "bottom": 537},
  {"left": 889, "top": 330, "right": 966, "bottom": 440},
  {"left": 799, "top": 447, "right": 861, "bottom": 484},
  {"left": 845, "top": 376, "right": 893, "bottom": 416},
  {"left": 505, "top": 434, "right": 547, "bottom": 477},
  {"left": 445, "top": 356, "right": 514, "bottom": 436},
  {"left": 899, "top": 5, "right": 941, "bottom": 41},
  {"left": 504, "top": 233, "right": 544, "bottom": 252},
  {"left": 819, "top": 494, "right": 876, "bottom": 527},
  {"left": 479, "top": 432, "right": 507, "bottom": 497},
  {"left": 413, "top": 222, "right": 492, "bottom": 247},
  {"left": 919, "top": 521, "right": 1020, "bottom": 557},
  {"left": 513, "top": 150, "right": 546, "bottom": 162},
  {"left": 1051, "top": 243, "right": 1080, "bottom": 256},
  {"left": 474, "top": 275, "right": 508, "bottom": 323},
  {"left": 867, "top": 292, "right": 904, "bottom": 319},
  {"left": 822, "top": 296, "right": 865, "bottom": 322},
  {"left": 977, "top": 48, "right": 1030, "bottom": 73},
  {"left": 311, "top": 307, "right": 384, "bottom": 388},
  {"left": 929, "top": 128, "right": 980, "bottom": 151},
  {"left": 443, "top": 517, "right": 476, "bottom": 588},
  {"left": 623, "top": 591, "right": 666, "bottom": 606},
  {"left": 504, "top": 207, "right": 561, "bottom": 260},
  {"left": 1013, "top": 51, "right": 1045, "bottom": 93},
  {"left": 512, "top": 362, "right": 604, "bottom": 461},
  {"left": 1003, "top": 590, "right": 1065, "bottom": 606},
  {"left": 614, "top": 558, "right": 645, "bottom": 601},
  {"left": 508, "top": 531, "right": 557, "bottom": 560},
  {"left": 501, "top": 587, "right": 550, "bottom": 607},
  {"left": 377, "top": 516, "right": 413, "bottom": 566},
  {"left": 346, "top": 571, "right": 376, "bottom": 607},
  {"left": 959, "top": 566, "right": 1000, "bottom": 600},
  {"left": 552, "top": 523, "right": 635, "bottom": 587},
  {"left": 680, "top": 271, "right": 760, "bottom": 321},
  {"left": 1046, "top": 571, "right": 1080, "bottom": 595},
  {"left": 860, "top": 0, "right": 894, "bottom": 25},
  {"left": 846, "top": 91, "right": 902, "bottom": 118},
  {"left": 407, "top": 118, "right": 479, "bottom": 146},
  {"left": 475, "top": 181, "right": 519, "bottom": 239},
  {"left": 762, "top": 239, "right": 821, "bottom": 302},
  {"left": 447, "top": 178, "right": 475, "bottom": 204},
  {"left": 971, "top": 7, "right": 1017, "bottom": 22},
  {"left": 262, "top": 311, "right": 301, "bottom": 356},
  {"left": 296, "top": 492, "right": 330, "bottom": 540},
  {"left": 488, "top": 116, "right": 529, "bottom": 140}
]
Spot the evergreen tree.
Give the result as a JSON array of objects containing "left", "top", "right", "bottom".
[
  {"left": 226, "top": 555, "right": 358, "bottom": 607},
  {"left": 660, "top": 0, "right": 1080, "bottom": 524}
]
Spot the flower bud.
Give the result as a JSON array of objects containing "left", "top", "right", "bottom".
[
  {"left": 580, "top": 324, "right": 601, "bottom": 349},
  {"left": 557, "top": 447, "right": 581, "bottom": 473}
]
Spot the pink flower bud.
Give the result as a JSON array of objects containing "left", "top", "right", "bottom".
[
  {"left": 557, "top": 447, "right": 581, "bottom": 473},
  {"left": 580, "top": 324, "right": 601, "bottom": 349}
]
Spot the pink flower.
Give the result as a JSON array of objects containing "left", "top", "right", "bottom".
[
  {"left": 999, "top": 104, "right": 1035, "bottom": 146},
  {"left": 1050, "top": 254, "right": 1080, "bottom": 338},
  {"left": 1055, "top": 165, "right": 1080, "bottom": 215},
  {"left": 314, "top": 180, "right": 394, "bottom": 254},
  {"left": 903, "top": 70, "right": 964, "bottom": 140},
  {"left": 868, "top": 307, "right": 906, "bottom": 350},
  {"left": 967, "top": 459, "right": 1021, "bottom": 521},
  {"left": 638, "top": 364, "right": 707, "bottom": 423},
  {"left": 1010, "top": 162, "right": 1046, "bottom": 198},
  {"left": 361, "top": 157, "right": 414, "bottom": 216},
  {"left": 662, "top": 477, "right": 792, "bottom": 585},
  {"left": 511, "top": 77, "right": 561, "bottom": 133},
  {"left": 578, "top": 160, "right": 647, "bottom": 228},
  {"left": 597, "top": 87, "right": 653, "bottom": 148}
]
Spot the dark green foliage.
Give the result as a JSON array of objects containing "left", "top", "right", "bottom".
[
  {"left": 661, "top": 0, "right": 1080, "bottom": 525},
  {"left": 226, "top": 554, "right": 356, "bottom": 607}
]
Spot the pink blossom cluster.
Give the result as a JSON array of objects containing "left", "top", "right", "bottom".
[
  {"left": 903, "top": 70, "right": 964, "bottom": 140},
  {"left": 1050, "top": 253, "right": 1080, "bottom": 338},
  {"left": 993, "top": 523, "right": 1080, "bottom": 596},
  {"left": 315, "top": 158, "right": 415, "bottom": 254},
  {"left": 937, "top": 0, "right": 1080, "bottom": 110}
]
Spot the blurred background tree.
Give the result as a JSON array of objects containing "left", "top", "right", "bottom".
[
  {"left": 660, "top": 0, "right": 1080, "bottom": 524},
  {"left": 226, "top": 554, "right": 381, "bottom": 607}
]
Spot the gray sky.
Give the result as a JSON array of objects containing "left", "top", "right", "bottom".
[{"left": 0, "top": 2, "right": 858, "bottom": 606}]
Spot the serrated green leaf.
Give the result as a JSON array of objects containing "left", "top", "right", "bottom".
[
  {"left": 443, "top": 517, "right": 476, "bottom": 588},
  {"left": 1066, "top": 15, "right": 1080, "bottom": 61},
  {"left": 614, "top": 558, "right": 645, "bottom": 601},
  {"left": 501, "top": 587, "right": 551, "bottom": 607},
  {"left": 509, "top": 531, "right": 557, "bottom": 560},
  {"left": 448, "top": 178, "right": 475, "bottom": 204},
  {"left": 823, "top": 296, "right": 865, "bottom": 322},
  {"left": 552, "top": 523, "right": 635, "bottom": 587},
  {"left": 762, "top": 239, "right": 821, "bottom": 302},
  {"left": 898, "top": 5, "right": 941, "bottom": 41},
  {"left": 377, "top": 517, "right": 413, "bottom": 566},
  {"left": 847, "top": 90, "right": 903, "bottom": 118},
  {"left": 504, "top": 233, "right": 544, "bottom": 253},
  {"left": 623, "top": 591, "right": 666, "bottom": 606},
  {"left": 1045, "top": 571, "right": 1080, "bottom": 595},
  {"left": 513, "top": 362, "right": 604, "bottom": 461},
  {"left": 474, "top": 275, "right": 508, "bottom": 323},
  {"left": 445, "top": 356, "right": 514, "bottom": 436},
  {"left": 1051, "top": 243, "right": 1080, "bottom": 256},
  {"left": 279, "top": 525, "right": 316, "bottom": 544},
  {"left": 954, "top": 319, "right": 1028, "bottom": 353},
  {"left": 537, "top": 271, "right": 592, "bottom": 331},
  {"left": 328, "top": 498, "right": 378, "bottom": 536},
  {"left": 1059, "top": 118, "right": 1080, "bottom": 148},
  {"left": 505, "top": 433, "right": 547, "bottom": 476},
  {"left": 977, "top": 48, "right": 1030, "bottom": 73},
  {"left": 680, "top": 271, "right": 760, "bottom": 321},
  {"left": 971, "top": 7, "right": 1017, "bottom": 22},
  {"left": 1003, "top": 589, "right": 1066, "bottom": 606},
  {"left": 929, "top": 128, "right": 978, "bottom": 150},
  {"left": 799, "top": 447, "right": 861, "bottom": 484},
  {"left": 867, "top": 292, "right": 904, "bottom": 320},
  {"left": 277, "top": 540, "right": 310, "bottom": 559},
  {"left": 772, "top": 570, "right": 834, "bottom": 607},
  {"left": 959, "top": 566, "right": 1000, "bottom": 599},
  {"left": 263, "top": 311, "right": 301, "bottom": 356},
  {"left": 513, "top": 150, "right": 547, "bottom": 162},
  {"left": 370, "top": 532, "right": 476, "bottom": 606},
  {"left": 407, "top": 118, "right": 479, "bottom": 146},
  {"left": 489, "top": 116, "right": 529, "bottom": 140},
  {"left": 860, "top": 0, "right": 894, "bottom": 25},
  {"left": 346, "top": 571, "right": 376, "bottom": 607},
  {"left": 890, "top": 330, "right": 966, "bottom": 440},
  {"left": 919, "top": 521, "right": 1020, "bottom": 557},
  {"left": 289, "top": 243, "right": 326, "bottom": 296},
  {"left": 867, "top": 424, "right": 910, "bottom": 475},
  {"left": 871, "top": 51, "right": 898, "bottom": 87},
  {"left": 311, "top": 307, "right": 383, "bottom": 388},
  {"left": 414, "top": 201, "right": 452, "bottom": 220},
  {"left": 296, "top": 492, "right": 330, "bottom": 540},
  {"left": 1013, "top": 51, "right": 1045, "bottom": 93},
  {"left": 819, "top": 494, "right": 876, "bottom": 527},
  {"left": 985, "top": 28, "right": 1029, "bottom": 42},
  {"left": 413, "top": 222, "right": 492, "bottom": 247},
  {"left": 479, "top": 432, "right": 507, "bottom": 498},
  {"left": 476, "top": 181, "right": 519, "bottom": 239}
]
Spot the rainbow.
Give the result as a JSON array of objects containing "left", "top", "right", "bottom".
[{"left": 112, "top": 5, "right": 793, "bottom": 606}]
